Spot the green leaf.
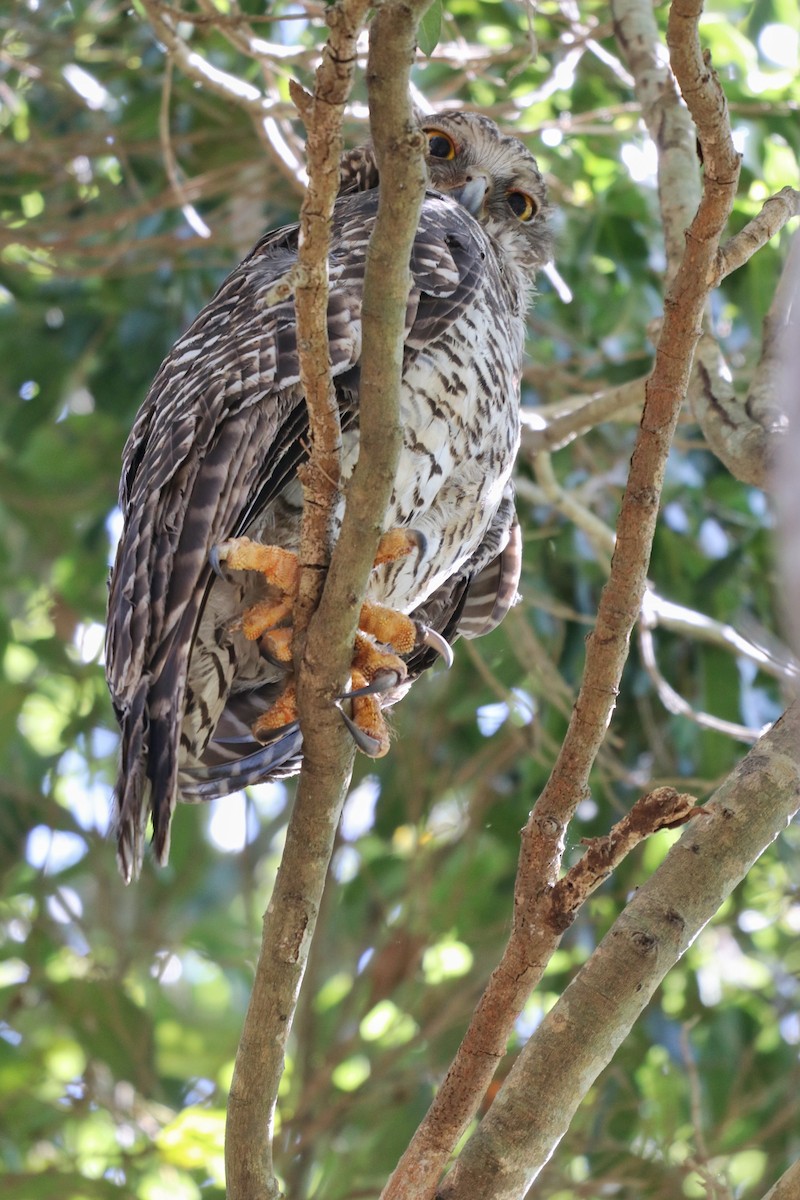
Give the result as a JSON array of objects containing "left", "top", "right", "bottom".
[{"left": 418, "top": 0, "right": 442, "bottom": 56}]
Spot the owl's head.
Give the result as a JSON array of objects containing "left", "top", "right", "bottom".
[
  {"left": 420, "top": 112, "right": 551, "bottom": 278},
  {"left": 339, "top": 110, "right": 551, "bottom": 277}
]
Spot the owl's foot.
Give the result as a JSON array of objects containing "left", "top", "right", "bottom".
[
  {"left": 336, "top": 666, "right": 393, "bottom": 757},
  {"left": 251, "top": 671, "right": 392, "bottom": 758},
  {"left": 354, "top": 603, "right": 454, "bottom": 673},
  {"left": 210, "top": 532, "right": 451, "bottom": 756},
  {"left": 252, "top": 681, "right": 298, "bottom": 740},
  {"left": 211, "top": 539, "right": 299, "bottom": 591},
  {"left": 332, "top": 616, "right": 453, "bottom": 757}
]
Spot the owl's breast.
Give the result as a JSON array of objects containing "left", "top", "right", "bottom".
[{"left": 369, "top": 300, "right": 524, "bottom": 611}]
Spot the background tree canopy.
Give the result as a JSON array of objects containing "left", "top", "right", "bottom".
[{"left": 1, "top": 1, "right": 799, "bottom": 1198}]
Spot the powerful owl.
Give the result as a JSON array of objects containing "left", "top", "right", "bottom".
[{"left": 106, "top": 111, "right": 551, "bottom": 881}]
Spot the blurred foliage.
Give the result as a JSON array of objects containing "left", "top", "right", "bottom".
[{"left": 1, "top": 0, "right": 799, "bottom": 1197}]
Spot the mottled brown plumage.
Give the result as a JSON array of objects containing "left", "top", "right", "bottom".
[{"left": 106, "top": 112, "right": 551, "bottom": 881}]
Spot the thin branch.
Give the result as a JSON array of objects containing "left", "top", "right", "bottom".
[
  {"left": 139, "top": 0, "right": 319, "bottom": 196},
  {"left": 642, "top": 588, "right": 798, "bottom": 684},
  {"left": 611, "top": 0, "right": 701, "bottom": 283},
  {"left": 691, "top": 216, "right": 800, "bottom": 491},
  {"left": 551, "top": 786, "right": 705, "bottom": 919},
  {"left": 158, "top": 57, "right": 211, "bottom": 239},
  {"left": 680, "top": 1022, "right": 714, "bottom": 1170},
  {"left": 139, "top": 0, "right": 270, "bottom": 114},
  {"left": 530, "top": 449, "right": 615, "bottom": 565},
  {"left": 299, "top": 0, "right": 432, "bottom": 666},
  {"left": 775, "top": 231, "right": 800, "bottom": 667},
  {"left": 522, "top": 0, "right": 740, "bottom": 849},
  {"left": 136, "top": 0, "right": 327, "bottom": 27},
  {"left": 225, "top": 1, "right": 432, "bottom": 1196},
  {"left": 223, "top": 4, "right": 371, "bottom": 1196},
  {"left": 637, "top": 621, "right": 762, "bottom": 744},
  {"left": 520, "top": 377, "right": 646, "bottom": 453},
  {"left": 713, "top": 186, "right": 800, "bottom": 286}
]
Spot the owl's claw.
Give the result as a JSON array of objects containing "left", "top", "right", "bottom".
[
  {"left": 336, "top": 705, "right": 387, "bottom": 758},
  {"left": 335, "top": 664, "right": 391, "bottom": 758},
  {"left": 338, "top": 667, "right": 404, "bottom": 703},
  {"left": 416, "top": 623, "right": 454, "bottom": 669},
  {"left": 209, "top": 543, "right": 230, "bottom": 579}
]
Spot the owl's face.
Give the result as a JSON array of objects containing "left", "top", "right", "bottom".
[{"left": 420, "top": 112, "right": 551, "bottom": 277}]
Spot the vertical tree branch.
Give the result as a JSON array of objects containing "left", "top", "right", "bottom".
[
  {"left": 612, "top": 0, "right": 701, "bottom": 283},
  {"left": 224, "top": 6, "right": 368, "bottom": 1197},
  {"left": 774, "top": 229, "right": 800, "bottom": 665},
  {"left": 225, "top": 2, "right": 431, "bottom": 1197}
]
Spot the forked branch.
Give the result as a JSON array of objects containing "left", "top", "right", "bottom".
[{"left": 382, "top": 2, "right": 744, "bottom": 1196}]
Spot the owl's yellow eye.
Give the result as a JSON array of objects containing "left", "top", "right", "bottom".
[
  {"left": 426, "top": 129, "right": 457, "bottom": 160},
  {"left": 507, "top": 190, "right": 537, "bottom": 221}
]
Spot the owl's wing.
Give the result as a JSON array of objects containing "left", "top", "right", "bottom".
[{"left": 107, "top": 188, "right": 493, "bottom": 877}]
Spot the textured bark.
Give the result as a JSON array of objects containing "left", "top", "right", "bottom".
[
  {"left": 759, "top": 1157, "right": 800, "bottom": 1200},
  {"left": 224, "top": 6, "right": 368, "bottom": 1196},
  {"left": 691, "top": 220, "right": 800, "bottom": 490},
  {"left": 774, "top": 231, "right": 800, "bottom": 668}
]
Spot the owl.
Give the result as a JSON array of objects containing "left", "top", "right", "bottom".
[{"left": 106, "top": 111, "right": 551, "bottom": 881}]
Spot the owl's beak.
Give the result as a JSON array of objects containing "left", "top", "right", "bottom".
[{"left": 448, "top": 175, "right": 489, "bottom": 217}]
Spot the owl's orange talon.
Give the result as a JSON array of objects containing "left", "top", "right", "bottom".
[
  {"left": 359, "top": 601, "right": 418, "bottom": 656},
  {"left": 215, "top": 534, "right": 445, "bottom": 755},
  {"left": 259, "top": 625, "right": 294, "bottom": 664},
  {"left": 252, "top": 681, "right": 298, "bottom": 739},
  {"left": 239, "top": 596, "right": 294, "bottom": 642},
  {"left": 373, "top": 528, "right": 425, "bottom": 567},
  {"left": 213, "top": 538, "right": 299, "bottom": 594}
]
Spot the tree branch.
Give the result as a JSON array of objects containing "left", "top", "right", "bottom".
[
  {"left": 758, "top": 1157, "right": 800, "bottom": 1200},
  {"left": 138, "top": 0, "right": 270, "bottom": 114},
  {"left": 223, "top": 6, "right": 369, "bottom": 1196},
  {"left": 519, "top": 377, "right": 646, "bottom": 454},
  {"left": 381, "top": 5, "right": 742, "bottom": 1196},
  {"left": 691, "top": 225, "right": 800, "bottom": 491},
  {"left": 611, "top": 0, "right": 701, "bottom": 283},
  {"left": 550, "top": 786, "right": 705, "bottom": 920},
  {"left": 713, "top": 186, "right": 800, "bottom": 286},
  {"left": 224, "top": 2, "right": 431, "bottom": 1197},
  {"left": 440, "top": 704, "right": 800, "bottom": 1198},
  {"left": 774, "top": 231, "right": 800, "bottom": 666}
]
